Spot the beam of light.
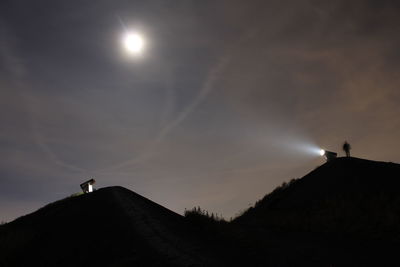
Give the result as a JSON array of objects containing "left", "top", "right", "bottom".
[{"left": 279, "top": 139, "right": 326, "bottom": 158}]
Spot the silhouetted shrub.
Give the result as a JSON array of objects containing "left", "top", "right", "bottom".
[{"left": 184, "top": 206, "right": 226, "bottom": 226}]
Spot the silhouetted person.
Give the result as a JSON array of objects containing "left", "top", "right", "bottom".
[{"left": 343, "top": 141, "right": 351, "bottom": 157}]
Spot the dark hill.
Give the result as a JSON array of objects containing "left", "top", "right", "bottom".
[
  {"left": 0, "top": 186, "right": 222, "bottom": 267},
  {"left": 230, "top": 157, "right": 400, "bottom": 266},
  {"left": 236, "top": 157, "right": 400, "bottom": 237},
  {"left": 2, "top": 158, "right": 400, "bottom": 266}
]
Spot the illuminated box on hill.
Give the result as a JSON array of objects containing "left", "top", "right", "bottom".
[{"left": 80, "top": 179, "right": 96, "bottom": 193}]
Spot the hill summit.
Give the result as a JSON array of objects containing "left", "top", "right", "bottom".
[
  {"left": 0, "top": 186, "right": 220, "bottom": 266},
  {"left": 236, "top": 157, "right": 400, "bottom": 237}
]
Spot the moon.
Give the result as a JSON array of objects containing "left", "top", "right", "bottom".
[{"left": 123, "top": 33, "right": 144, "bottom": 54}]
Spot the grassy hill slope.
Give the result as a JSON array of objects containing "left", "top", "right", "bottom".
[
  {"left": 236, "top": 157, "right": 400, "bottom": 238},
  {"left": 0, "top": 186, "right": 220, "bottom": 267}
]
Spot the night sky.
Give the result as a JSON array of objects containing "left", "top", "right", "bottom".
[{"left": 1, "top": 0, "right": 400, "bottom": 222}]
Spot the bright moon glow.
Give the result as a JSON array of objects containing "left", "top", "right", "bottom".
[
  {"left": 319, "top": 149, "right": 326, "bottom": 156},
  {"left": 123, "top": 33, "right": 144, "bottom": 54}
]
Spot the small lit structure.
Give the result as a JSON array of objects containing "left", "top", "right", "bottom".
[
  {"left": 80, "top": 179, "right": 96, "bottom": 193},
  {"left": 320, "top": 149, "right": 337, "bottom": 162}
]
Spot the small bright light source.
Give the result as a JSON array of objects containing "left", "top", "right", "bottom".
[
  {"left": 320, "top": 149, "right": 337, "bottom": 162},
  {"left": 123, "top": 33, "right": 144, "bottom": 54}
]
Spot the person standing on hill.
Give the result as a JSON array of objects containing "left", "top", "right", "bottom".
[{"left": 343, "top": 141, "right": 351, "bottom": 157}]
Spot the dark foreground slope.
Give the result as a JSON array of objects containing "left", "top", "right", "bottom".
[
  {"left": 2, "top": 158, "right": 400, "bottom": 266},
  {"left": 234, "top": 157, "right": 400, "bottom": 266},
  {"left": 0, "top": 186, "right": 221, "bottom": 267},
  {"left": 237, "top": 157, "right": 400, "bottom": 236}
]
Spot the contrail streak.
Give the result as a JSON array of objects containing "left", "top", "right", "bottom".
[
  {"left": 0, "top": 23, "right": 87, "bottom": 174},
  {"left": 98, "top": 29, "right": 257, "bottom": 173}
]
